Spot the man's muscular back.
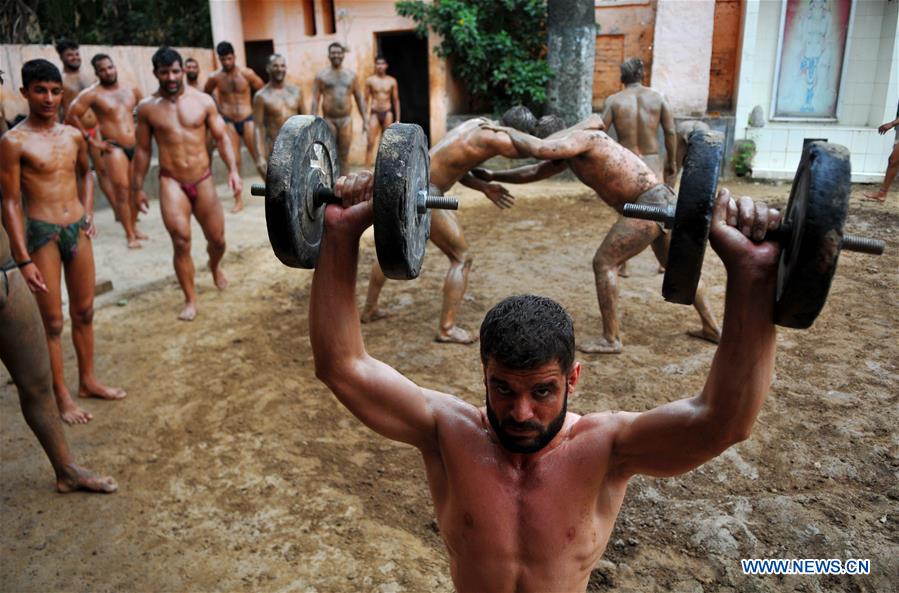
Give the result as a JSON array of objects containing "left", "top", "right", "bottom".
[
  {"left": 137, "top": 88, "right": 215, "bottom": 177},
  {"left": 423, "top": 399, "right": 625, "bottom": 592},
  {"left": 602, "top": 85, "right": 666, "bottom": 156},
  {"left": 0, "top": 123, "right": 84, "bottom": 223},
  {"left": 428, "top": 118, "right": 522, "bottom": 192}
]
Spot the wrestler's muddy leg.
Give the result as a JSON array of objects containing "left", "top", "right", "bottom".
[
  {"left": 336, "top": 118, "right": 353, "bottom": 176},
  {"left": 30, "top": 242, "right": 92, "bottom": 423},
  {"left": 160, "top": 177, "right": 198, "bottom": 320},
  {"left": 102, "top": 149, "right": 140, "bottom": 248},
  {"left": 192, "top": 176, "right": 228, "bottom": 290},
  {"left": 66, "top": 233, "right": 126, "bottom": 401},
  {"left": 429, "top": 209, "right": 476, "bottom": 344},
  {"left": 361, "top": 260, "right": 388, "bottom": 323},
  {"left": 580, "top": 217, "right": 660, "bottom": 354},
  {"left": 864, "top": 143, "right": 898, "bottom": 202},
  {"left": 0, "top": 272, "right": 117, "bottom": 493}
]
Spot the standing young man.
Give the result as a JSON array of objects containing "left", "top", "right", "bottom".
[
  {"left": 204, "top": 42, "right": 264, "bottom": 212},
  {"left": 252, "top": 53, "right": 303, "bottom": 177},
  {"left": 133, "top": 47, "right": 242, "bottom": 321},
  {"left": 66, "top": 54, "right": 148, "bottom": 248},
  {"left": 0, "top": 59, "right": 125, "bottom": 425},
  {"left": 364, "top": 56, "right": 400, "bottom": 169}
]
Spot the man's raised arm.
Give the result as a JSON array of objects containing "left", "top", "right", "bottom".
[
  {"left": 488, "top": 125, "right": 593, "bottom": 161},
  {"left": 310, "top": 171, "right": 439, "bottom": 450},
  {"left": 608, "top": 189, "right": 779, "bottom": 479}
]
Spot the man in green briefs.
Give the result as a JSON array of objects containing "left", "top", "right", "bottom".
[{"left": 0, "top": 59, "right": 125, "bottom": 425}]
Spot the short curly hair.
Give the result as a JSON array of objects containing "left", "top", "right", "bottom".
[{"left": 480, "top": 295, "right": 575, "bottom": 373}]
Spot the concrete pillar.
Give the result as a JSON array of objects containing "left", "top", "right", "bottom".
[
  {"left": 546, "top": 0, "right": 595, "bottom": 126},
  {"left": 651, "top": 0, "right": 715, "bottom": 116},
  {"left": 209, "top": 0, "right": 246, "bottom": 67}
]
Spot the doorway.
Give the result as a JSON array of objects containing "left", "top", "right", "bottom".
[
  {"left": 377, "top": 32, "right": 430, "bottom": 140},
  {"left": 245, "top": 39, "right": 274, "bottom": 83}
]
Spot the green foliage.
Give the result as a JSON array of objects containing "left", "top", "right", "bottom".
[
  {"left": 1, "top": 0, "right": 212, "bottom": 47},
  {"left": 733, "top": 139, "right": 756, "bottom": 177},
  {"left": 396, "top": 0, "right": 552, "bottom": 113}
]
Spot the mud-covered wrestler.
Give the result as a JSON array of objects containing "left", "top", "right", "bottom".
[
  {"left": 361, "top": 107, "right": 553, "bottom": 344},
  {"left": 0, "top": 60, "right": 125, "bottom": 425},
  {"left": 363, "top": 55, "right": 400, "bottom": 169},
  {"left": 310, "top": 43, "right": 369, "bottom": 175},
  {"left": 133, "top": 47, "right": 242, "bottom": 321},
  {"left": 0, "top": 225, "right": 117, "bottom": 492},
  {"left": 252, "top": 53, "right": 303, "bottom": 177},
  {"left": 203, "top": 41, "right": 263, "bottom": 213},
  {"left": 312, "top": 168, "right": 780, "bottom": 593},
  {"left": 67, "top": 54, "right": 148, "bottom": 248},
  {"left": 474, "top": 118, "right": 723, "bottom": 354},
  {"left": 55, "top": 40, "right": 117, "bottom": 211}
]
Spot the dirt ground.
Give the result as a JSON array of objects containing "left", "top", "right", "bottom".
[{"left": 1, "top": 178, "right": 896, "bottom": 593}]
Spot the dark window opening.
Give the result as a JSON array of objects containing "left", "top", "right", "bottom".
[
  {"left": 377, "top": 31, "right": 430, "bottom": 141},
  {"left": 323, "top": 0, "right": 337, "bottom": 35},
  {"left": 245, "top": 40, "right": 275, "bottom": 84},
  {"left": 303, "top": 0, "right": 317, "bottom": 36}
]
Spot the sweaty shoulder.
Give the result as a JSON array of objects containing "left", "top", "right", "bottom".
[{"left": 568, "top": 411, "right": 625, "bottom": 444}]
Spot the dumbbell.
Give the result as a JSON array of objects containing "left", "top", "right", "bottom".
[
  {"left": 623, "top": 132, "right": 885, "bottom": 329},
  {"left": 251, "top": 115, "right": 458, "bottom": 279}
]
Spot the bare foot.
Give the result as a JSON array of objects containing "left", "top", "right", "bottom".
[
  {"left": 360, "top": 307, "right": 390, "bottom": 323},
  {"left": 209, "top": 262, "right": 228, "bottom": 290},
  {"left": 618, "top": 262, "right": 630, "bottom": 278},
  {"left": 687, "top": 328, "right": 721, "bottom": 344},
  {"left": 435, "top": 326, "right": 478, "bottom": 344},
  {"left": 231, "top": 200, "right": 245, "bottom": 214},
  {"left": 57, "top": 464, "right": 117, "bottom": 494},
  {"left": 178, "top": 302, "right": 198, "bottom": 321},
  {"left": 863, "top": 190, "right": 887, "bottom": 202},
  {"left": 59, "top": 399, "right": 93, "bottom": 425},
  {"left": 135, "top": 230, "right": 150, "bottom": 240},
  {"left": 578, "top": 336, "right": 622, "bottom": 354},
  {"left": 127, "top": 238, "right": 143, "bottom": 250},
  {"left": 78, "top": 382, "right": 126, "bottom": 401}
]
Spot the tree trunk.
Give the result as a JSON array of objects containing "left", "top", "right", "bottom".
[{"left": 545, "top": 0, "right": 595, "bottom": 126}]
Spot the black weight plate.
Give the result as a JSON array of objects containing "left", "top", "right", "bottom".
[
  {"left": 373, "top": 124, "right": 431, "bottom": 280},
  {"left": 662, "top": 130, "right": 725, "bottom": 305},
  {"left": 265, "top": 116, "right": 337, "bottom": 268},
  {"left": 774, "top": 142, "right": 850, "bottom": 328}
]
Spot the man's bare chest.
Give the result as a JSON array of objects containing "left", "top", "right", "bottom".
[
  {"left": 219, "top": 72, "right": 250, "bottom": 95},
  {"left": 94, "top": 90, "right": 135, "bottom": 118},
  {"left": 148, "top": 102, "right": 206, "bottom": 135},
  {"left": 22, "top": 135, "right": 77, "bottom": 175}
]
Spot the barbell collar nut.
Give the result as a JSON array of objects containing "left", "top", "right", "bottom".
[
  {"left": 841, "top": 234, "right": 885, "bottom": 255},
  {"left": 250, "top": 183, "right": 266, "bottom": 196},
  {"left": 622, "top": 203, "right": 674, "bottom": 226}
]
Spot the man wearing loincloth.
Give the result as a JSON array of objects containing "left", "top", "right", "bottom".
[
  {"left": 0, "top": 59, "right": 126, "bottom": 425},
  {"left": 56, "top": 40, "right": 118, "bottom": 214},
  {"left": 360, "top": 107, "right": 559, "bottom": 344},
  {"left": 67, "top": 54, "right": 149, "bottom": 249},
  {"left": 204, "top": 42, "right": 264, "bottom": 213},
  {"left": 474, "top": 116, "right": 723, "bottom": 353},
  {"left": 252, "top": 53, "right": 303, "bottom": 177},
  {"left": 310, "top": 43, "right": 369, "bottom": 175},
  {"left": 133, "top": 47, "right": 241, "bottom": 321},
  {"left": 312, "top": 168, "right": 780, "bottom": 593},
  {"left": 363, "top": 55, "right": 400, "bottom": 169},
  {"left": 0, "top": 225, "right": 117, "bottom": 492},
  {"left": 863, "top": 107, "right": 899, "bottom": 202}
]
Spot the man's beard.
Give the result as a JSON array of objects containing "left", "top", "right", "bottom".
[
  {"left": 100, "top": 76, "right": 116, "bottom": 87},
  {"left": 486, "top": 385, "right": 568, "bottom": 454},
  {"left": 186, "top": 72, "right": 198, "bottom": 82},
  {"left": 162, "top": 80, "right": 182, "bottom": 96}
]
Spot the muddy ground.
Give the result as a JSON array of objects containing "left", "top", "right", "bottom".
[{"left": 1, "top": 179, "right": 896, "bottom": 593}]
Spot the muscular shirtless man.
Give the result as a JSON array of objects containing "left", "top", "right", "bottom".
[
  {"left": 360, "top": 107, "right": 540, "bottom": 344},
  {"left": 364, "top": 56, "right": 400, "bottom": 169},
  {"left": 0, "top": 60, "right": 125, "bottom": 424},
  {"left": 311, "top": 43, "right": 369, "bottom": 175},
  {"left": 133, "top": 47, "right": 241, "bottom": 321},
  {"left": 55, "top": 40, "right": 117, "bottom": 212},
  {"left": 67, "top": 54, "right": 148, "bottom": 248},
  {"left": 863, "top": 109, "right": 899, "bottom": 202},
  {"left": 204, "top": 41, "right": 263, "bottom": 213},
  {"left": 252, "top": 53, "right": 303, "bottom": 177},
  {"left": 1, "top": 225, "right": 117, "bottom": 492},
  {"left": 476, "top": 118, "right": 722, "bottom": 353},
  {"left": 313, "top": 168, "right": 780, "bottom": 592}
]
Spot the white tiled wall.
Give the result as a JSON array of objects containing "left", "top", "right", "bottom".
[{"left": 735, "top": 0, "right": 899, "bottom": 182}]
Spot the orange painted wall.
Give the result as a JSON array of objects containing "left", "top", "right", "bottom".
[
  {"left": 235, "top": 0, "right": 460, "bottom": 163},
  {"left": 593, "top": 0, "right": 658, "bottom": 111}
]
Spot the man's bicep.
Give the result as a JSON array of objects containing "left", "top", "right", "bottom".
[{"left": 610, "top": 398, "right": 720, "bottom": 479}]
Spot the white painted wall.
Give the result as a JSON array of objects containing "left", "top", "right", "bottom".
[
  {"left": 651, "top": 0, "right": 716, "bottom": 115},
  {"left": 735, "top": 0, "right": 898, "bottom": 182}
]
